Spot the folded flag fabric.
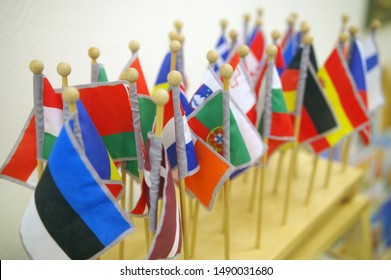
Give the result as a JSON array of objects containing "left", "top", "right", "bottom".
[
  {"left": 245, "top": 26, "right": 266, "bottom": 88},
  {"left": 309, "top": 46, "right": 370, "bottom": 153},
  {"left": 162, "top": 87, "right": 198, "bottom": 177},
  {"left": 20, "top": 106, "right": 134, "bottom": 259},
  {"left": 188, "top": 89, "right": 265, "bottom": 169},
  {"left": 91, "top": 63, "right": 108, "bottom": 83},
  {"left": 349, "top": 37, "right": 371, "bottom": 145},
  {"left": 364, "top": 31, "right": 384, "bottom": 112},
  {"left": 153, "top": 51, "right": 191, "bottom": 116},
  {"left": 230, "top": 60, "right": 258, "bottom": 125},
  {"left": 147, "top": 133, "right": 182, "bottom": 260},
  {"left": 190, "top": 65, "right": 222, "bottom": 111},
  {"left": 281, "top": 45, "right": 338, "bottom": 144},
  {"left": 121, "top": 51, "right": 149, "bottom": 95},
  {"left": 283, "top": 31, "right": 302, "bottom": 67},
  {"left": 213, "top": 33, "right": 230, "bottom": 73},
  {"left": 258, "top": 63, "right": 295, "bottom": 157}
]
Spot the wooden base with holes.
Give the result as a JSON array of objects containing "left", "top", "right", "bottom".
[{"left": 101, "top": 149, "right": 372, "bottom": 260}]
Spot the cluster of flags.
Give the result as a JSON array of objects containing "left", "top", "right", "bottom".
[{"left": 0, "top": 12, "right": 385, "bottom": 260}]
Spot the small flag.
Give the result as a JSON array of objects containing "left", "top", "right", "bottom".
[
  {"left": 349, "top": 37, "right": 371, "bottom": 145},
  {"left": 20, "top": 106, "right": 134, "bottom": 259},
  {"left": 258, "top": 63, "right": 295, "bottom": 157},
  {"left": 185, "top": 134, "right": 234, "bottom": 210},
  {"left": 364, "top": 31, "right": 384, "bottom": 112},
  {"left": 213, "top": 33, "right": 230, "bottom": 73},
  {"left": 309, "top": 46, "right": 369, "bottom": 153},
  {"left": 190, "top": 66, "right": 222, "bottom": 111},
  {"left": 121, "top": 51, "right": 149, "bottom": 95},
  {"left": 162, "top": 88, "right": 198, "bottom": 177},
  {"left": 230, "top": 60, "right": 258, "bottom": 125},
  {"left": 188, "top": 89, "right": 265, "bottom": 169}
]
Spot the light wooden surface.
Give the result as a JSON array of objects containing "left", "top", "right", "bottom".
[{"left": 101, "top": 149, "right": 370, "bottom": 260}]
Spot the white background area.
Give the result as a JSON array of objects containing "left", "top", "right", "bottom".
[{"left": 0, "top": 0, "right": 387, "bottom": 259}]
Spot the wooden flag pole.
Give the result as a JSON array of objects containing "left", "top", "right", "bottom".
[
  {"left": 189, "top": 50, "right": 219, "bottom": 259},
  {"left": 167, "top": 40, "right": 191, "bottom": 260},
  {"left": 57, "top": 62, "right": 71, "bottom": 87},
  {"left": 229, "top": 29, "right": 238, "bottom": 54},
  {"left": 174, "top": 20, "right": 183, "bottom": 34},
  {"left": 88, "top": 47, "right": 100, "bottom": 65},
  {"left": 149, "top": 88, "right": 170, "bottom": 245},
  {"left": 341, "top": 13, "right": 349, "bottom": 32},
  {"left": 304, "top": 153, "right": 319, "bottom": 206},
  {"left": 272, "top": 149, "right": 286, "bottom": 195},
  {"left": 220, "top": 63, "right": 233, "bottom": 260},
  {"left": 62, "top": 87, "right": 79, "bottom": 113},
  {"left": 323, "top": 147, "right": 335, "bottom": 189},
  {"left": 341, "top": 26, "right": 359, "bottom": 173},
  {"left": 29, "top": 60, "right": 45, "bottom": 179},
  {"left": 282, "top": 34, "right": 312, "bottom": 225},
  {"left": 167, "top": 71, "right": 190, "bottom": 260},
  {"left": 255, "top": 44, "right": 277, "bottom": 249}
]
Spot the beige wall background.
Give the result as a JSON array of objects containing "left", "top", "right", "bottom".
[{"left": 0, "top": 0, "right": 385, "bottom": 259}]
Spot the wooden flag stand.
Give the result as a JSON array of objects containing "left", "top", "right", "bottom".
[{"left": 101, "top": 148, "right": 371, "bottom": 260}]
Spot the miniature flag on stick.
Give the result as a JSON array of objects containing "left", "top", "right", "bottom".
[
  {"left": 348, "top": 28, "right": 371, "bottom": 145},
  {"left": 88, "top": 47, "right": 108, "bottom": 83},
  {"left": 20, "top": 87, "right": 134, "bottom": 260},
  {"left": 309, "top": 35, "right": 369, "bottom": 154},
  {"left": 364, "top": 19, "right": 384, "bottom": 112},
  {"left": 121, "top": 40, "right": 150, "bottom": 95},
  {"left": 213, "top": 19, "right": 230, "bottom": 73}
]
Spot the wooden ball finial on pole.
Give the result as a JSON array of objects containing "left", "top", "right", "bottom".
[
  {"left": 302, "top": 34, "right": 313, "bottom": 46},
  {"left": 271, "top": 29, "right": 281, "bottom": 44},
  {"left": 349, "top": 25, "right": 359, "bottom": 37},
  {"left": 123, "top": 68, "right": 139, "bottom": 86},
  {"left": 339, "top": 32, "right": 349, "bottom": 43},
  {"left": 151, "top": 88, "right": 169, "bottom": 138},
  {"left": 229, "top": 29, "right": 238, "bottom": 42},
  {"left": 257, "top": 7, "right": 264, "bottom": 17},
  {"left": 29, "top": 59, "right": 44, "bottom": 75},
  {"left": 62, "top": 87, "right": 79, "bottom": 114},
  {"left": 129, "top": 40, "right": 140, "bottom": 54},
  {"left": 206, "top": 50, "right": 219, "bottom": 66},
  {"left": 300, "top": 21, "right": 310, "bottom": 35},
  {"left": 370, "top": 19, "right": 381, "bottom": 31},
  {"left": 220, "top": 19, "right": 228, "bottom": 32},
  {"left": 174, "top": 20, "right": 183, "bottom": 34},
  {"left": 220, "top": 64, "right": 233, "bottom": 91},
  {"left": 238, "top": 45, "right": 249, "bottom": 59},
  {"left": 57, "top": 62, "right": 71, "bottom": 87},
  {"left": 265, "top": 44, "right": 278, "bottom": 61},
  {"left": 88, "top": 47, "right": 100, "bottom": 65},
  {"left": 243, "top": 13, "right": 251, "bottom": 24}
]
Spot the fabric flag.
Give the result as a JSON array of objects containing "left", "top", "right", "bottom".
[
  {"left": 280, "top": 45, "right": 338, "bottom": 144},
  {"left": 91, "top": 63, "right": 108, "bottom": 83},
  {"left": 245, "top": 25, "right": 266, "bottom": 88},
  {"left": 309, "top": 46, "right": 370, "bottom": 153},
  {"left": 153, "top": 52, "right": 191, "bottom": 116},
  {"left": 20, "top": 107, "right": 134, "bottom": 259},
  {"left": 275, "top": 43, "right": 286, "bottom": 76},
  {"left": 121, "top": 51, "right": 149, "bottom": 95},
  {"left": 349, "top": 37, "right": 371, "bottom": 145},
  {"left": 147, "top": 134, "right": 182, "bottom": 260},
  {"left": 162, "top": 86, "right": 199, "bottom": 177},
  {"left": 279, "top": 22, "right": 295, "bottom": 52},
  {"left": 125, "top": 94, "right": 156, "bottom": 178},
  {"left": 213, "top": 33, "right": 230, "bottom": 73},
  {"left": 185, "top": 134, "right": 234, "bottom": 210},
  {"left": 188, "top": 89, "right": 265, "bottom": 169},
  {"left": 190, "top": 65, "right": 222, "bottom": 111},
  {"left": 0, "top": 79, "right": 136, "bottom": 189},
  {"left": 258, "top": 63, "right": 295, "bottom": 157},
  {"left": 230, "top": 60, "right": 258, "bottom": 125},
  {"left": 283, "top": 31, "right": 301, "bottom": 67},
  {"left": 364, "top": 31, "right": 384, "bottom": 112},
  {"left": 0, "top": 113, "right": 38, "bottom": 189}
]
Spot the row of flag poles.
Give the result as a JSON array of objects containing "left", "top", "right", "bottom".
[{"left": 0, "top": 9, "right": 385, "bottom": 260}]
